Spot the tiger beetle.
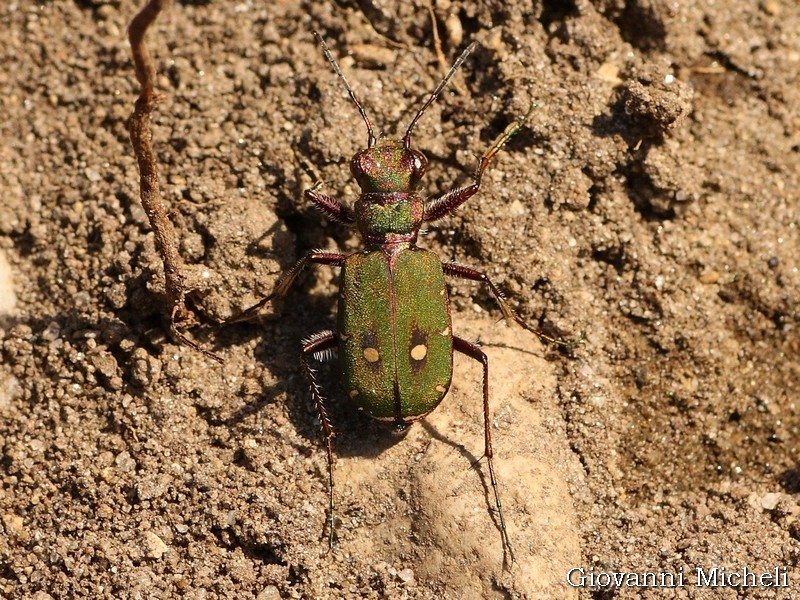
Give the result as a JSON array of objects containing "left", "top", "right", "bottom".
[{"left": 242, "top": 33, "right": 563, "bottom": 560}]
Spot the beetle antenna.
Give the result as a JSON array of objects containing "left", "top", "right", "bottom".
[
  {"left": 313, "top": 31, "right": 377, "bottom": 148},
  {"left": 403, "top": 41, "right": 477, "bottom": 149}
]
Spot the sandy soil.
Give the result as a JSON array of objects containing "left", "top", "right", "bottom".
[{"left": 1, "top": 1, "right": 798, "bottom": 598}]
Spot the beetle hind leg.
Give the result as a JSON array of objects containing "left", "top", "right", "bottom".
[
  {"left": 453, "top": 336, "right": 516, "bottom": 563},
  {"left": 301, "top": 329, "right": 339, "bottom": 548}
]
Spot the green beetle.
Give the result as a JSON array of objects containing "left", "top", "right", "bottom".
[{"left": 243, "top": 34, "right": 560, "bottom": 559}]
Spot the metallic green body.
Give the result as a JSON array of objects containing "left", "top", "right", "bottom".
[{"left": 338, "top": 247, "right": 453, "bottom": 422}]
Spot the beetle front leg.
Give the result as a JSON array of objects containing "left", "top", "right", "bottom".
[
  {"left": 453, "top": 336, "right": 515, "bottom": 563},
  {"left": 300, "top": 329, "right": 339, "bottom": 549},
  {"left": 423, "top": 103, "right": 535, "bottom": 222},
  {"left": 443, "top": 261, "right": 567, "bottom": 347},
  {"left": 305, "top": 186, "right": 356, "bottom": 225},
  {"left": 228, "top": 251, "right": 346, "bottom": 323},
  {"left": 422, "top": 178, "right": 481, "bottom": 223}
]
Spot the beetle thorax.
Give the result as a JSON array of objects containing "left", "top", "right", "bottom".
[{"left": 352, "top": 141, "right": 427, "bottom": 245}]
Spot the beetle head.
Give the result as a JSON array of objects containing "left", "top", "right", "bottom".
[{"left": 350, "top": 142, "right": 427, "bottom": 193}]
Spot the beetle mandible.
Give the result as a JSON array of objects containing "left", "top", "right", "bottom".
[{"left": 242, "top": 33, "right": 562, "bottom": 559}]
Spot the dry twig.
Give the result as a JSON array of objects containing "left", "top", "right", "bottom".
[
  {"left": 426, "top": 0, "right": 467, "bottom": 96},
  {"left": 128, "top": 0, "right": 221, "bottom": 363}
]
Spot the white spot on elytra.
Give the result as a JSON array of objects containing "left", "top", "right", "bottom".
[
  {"left": 363, "top": 347, "right": 380, "bottom": 363},
  {"left": 410, "top": 344, "right": 427, "bottom": 361}
]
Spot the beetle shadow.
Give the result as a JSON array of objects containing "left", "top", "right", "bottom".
[
  {"left": 295, "top": 352, "right": 411, "bottom": 460},
  {"left": 779, "top": 464, "right": 800, "bottom": 494},
  {"left": 330, "top": 410, "right": 413, "bottom": 459},
  {"left": 207, "top": 289, "right": 408, "bottom": 459},
  {"left": 477, "top": 339, "right": 542, "bottom": 358},
  {"left": 477, "top": 330, "right": 578, "bottom": 360},
  {"left": 418, "top": 419, "right": 506, "bottom": 537}
]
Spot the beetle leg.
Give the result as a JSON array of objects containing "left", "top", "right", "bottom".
[
  {"left": 227, "top": 251, "right": 347, "bottom": 324},
  {"left": 301, "top": 329, "right": 339, "bottom": 549},
  {"left": 452, "top": 336, "right": 515, "bottom": 562},
  {"left": 443, "top": 261, "right": 569, "bottom": 347},
  {"left": 422, "top": 178, "right": 481, "bottom": 223},
  {"left": 423, "top": 103, "right": 535, "bottom": 222},
  {"left": 305, "top": 186, "right": 356, "bottom": 225}
]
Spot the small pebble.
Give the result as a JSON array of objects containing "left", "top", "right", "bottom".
[
  {"left": 699, "top": 270, "right": 719, "bottom": 284},
  {"left": 115, "top": 451, "right": 136, "bottom": 473},
  {"left": 445, "top": 12, "right": 463, "bottom": 48},
  {"left": 761, "top": 492, "right": 781, "bottom": 511},
  {"left": 348, "top": 44, "right": 396, "bottom": 68},
  {"left": 41, "top": 321, "right": 61, "bottom": 342},
  {"left": 257, "top": 585, "right": 281, "bottom": 600},
  {"left": 130, "top": 347, "right": 162, "bottom": 387},
  {"left": 508, "top": 199, "right": 527, "bottom": 216},
  {"left": 767, "top": 256, "right": 779, "bottom": 269},
  {"left": 761, "top": 1, "right": 780, "bottom": 16},
  {"left": 397, "top": 568, "right": 415, "bottom": 584},
  {"left": 144, "top": 531, "right": 169, "bottom": 559},
  {"left": 0, "top": 250, "right": 17, "bottom": 315},
  {"left": 3, "top": 513, "right": 28, "bottom": 541}
]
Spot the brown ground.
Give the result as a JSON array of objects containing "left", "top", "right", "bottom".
[{"left": 1, "top": 1, "right": 798, "bottom": 599}]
